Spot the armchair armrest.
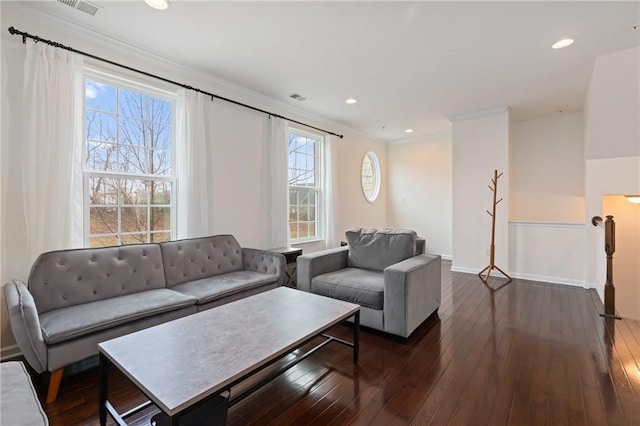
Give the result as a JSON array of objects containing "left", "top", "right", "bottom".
[
  {"left": 3, "top": 280, "right": 47, "bottom": 373},
  {"left": 242, "top": 248, "right": 287, "bottom": 285},
  {"left": 296, "top": 246, "right": 349, "bottom": 292},
  {"left": 383, "top": 254, "right": 442, "bottom": 338}
]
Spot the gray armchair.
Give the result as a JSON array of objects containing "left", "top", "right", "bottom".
[{"left": 297, "top": 228, "right": 441, "bottom": 339}]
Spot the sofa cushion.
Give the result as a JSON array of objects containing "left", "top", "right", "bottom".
[
  {"left": 346, "top": 228, "right": 417, "bottom": 272},
  {"left": 311, "top": 267, "right": 384, "bottom": 310},
  {"left": 161, "top": 235, "right": 244, "bottom": 287},
  {"left": 39, "top": 289, "right": 197, "bottom": 344},
  {"left": 29, "top": 244, "right": 166, "bottom": 314},
  {"left": 170, "top": 270, "right": 278, "bottom": 305}
]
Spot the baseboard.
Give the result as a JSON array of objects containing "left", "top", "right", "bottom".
[
  {"left": 0, "top": 344, "right": 22, "bottom": 361},
  {"left": 450, "top": 267, "right": 586, "bottom": 288},
  {"left": 510, "top": 272, "right": 586, "bottom": 288},
  {"left": 450, "top": 266, "right": 479, "bottom": 275},
  {"left": 439, "top": 254, "right": 452, "bottom": 261}
]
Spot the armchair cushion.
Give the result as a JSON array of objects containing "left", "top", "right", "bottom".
[
  {"left": 346, "top": 228, "right": 417, "bottom": 271},
  {"left": 311, "top": 267, "right": 384, "bottom": 310}
]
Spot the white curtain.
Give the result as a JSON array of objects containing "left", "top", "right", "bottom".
[
  {"left": 262, "top": 117, "right": 290, "bottom": 248},
  {"left": 324, "top": 135, "right": 340, "bottom": 248},
  {"left": 176, "top": 89, "right": 210, "bottom": 239},
  {"left": 22, "top": 40, "right": 84, "bottom": 265}
]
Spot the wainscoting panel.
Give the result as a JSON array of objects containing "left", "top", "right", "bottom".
[{"left": 509, "top": 221, "right": 586, "bottom": 287}]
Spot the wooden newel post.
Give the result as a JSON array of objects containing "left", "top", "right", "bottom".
[
  {"left": 592, "top": 214, "right": 621, "bottom": 319},
  {"left": 603, "top": 215, "right": 616, "bottom": 317}
]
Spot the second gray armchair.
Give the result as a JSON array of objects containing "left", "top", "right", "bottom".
[{"left": 297, "top": 228, "right": 441, "bottom": 339}]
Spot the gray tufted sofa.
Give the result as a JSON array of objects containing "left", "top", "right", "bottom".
[
  {"left": 3, "top": 234, "right": 285, "bottom": 403},
  {"left": 297, "top": 228, "right": 441, "bottom": 339}
]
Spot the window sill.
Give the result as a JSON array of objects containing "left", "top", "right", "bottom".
[{"left": 291, "top": 239, "right": 325, "bottom": 252}]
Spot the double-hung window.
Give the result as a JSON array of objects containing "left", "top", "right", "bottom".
[
  {"left": 84, "top": 74, "right": 175, "bottom": 247},
  {"left": 288, "top": 129, "right": 323, "bottom": 242}
]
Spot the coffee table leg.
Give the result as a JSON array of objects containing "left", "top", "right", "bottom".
[
  {"left": 353, "top": 311, "right": 360, "bottom": 363},
  {"left": 99, "top": 352, "right": 108, "bottom": 426}
]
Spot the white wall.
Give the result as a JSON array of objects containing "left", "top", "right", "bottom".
[
  {"left": 584, "top": 47, "right": 640, "bottom": 298},
  {"left": 206, "top": 102, "right": 267, "bottom": 248},
  {"left": 506, "top": 113, "right": 587, "bottom": 287},
  {"left": 0, "top": 5, "right": 387, "bottom": 358},
  {"left": 450, "top": 108, "right": 510, "bottom": 273},
  {"left": 585, "top": 48, "right": 640, "bottom": 160},
  {"left": 511, "top": 113, "right": 584, "bottom": 222},
  {"left": 335, "top": 136, "right": 388, "bottom": 234},
  {"left": 387, "top": 134, "right": 452, "bottom": 258}
]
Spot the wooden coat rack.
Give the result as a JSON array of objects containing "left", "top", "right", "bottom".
[{"left": 478, "top": 169, "right": 512, "bottom": 285}]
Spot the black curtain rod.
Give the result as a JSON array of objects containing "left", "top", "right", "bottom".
[{"left": 8, "top": 26, "right": 344, "bottom": 139}]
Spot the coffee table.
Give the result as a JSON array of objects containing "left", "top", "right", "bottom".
[{"left": 98, "top": 287, "right": 360, "bottom": 425}]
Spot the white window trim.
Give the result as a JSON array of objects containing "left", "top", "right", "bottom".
[
  {"left": 361, "top": 150, "right": 381, "bottom": 203},
  {"left": 288, "top": 127, "right": 325, "bottom": 244},
  {"left": 82, "top": 68, "right": 177, "bottom": 247}
]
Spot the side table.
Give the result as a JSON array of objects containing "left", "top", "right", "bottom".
[{"left": 269, "top": 247, "right": 303, "bottom": 288}]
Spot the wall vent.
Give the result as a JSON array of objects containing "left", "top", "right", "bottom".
[
  {"left": 57, "top": 0, "right": 101, "bottom": 16},
  {"left": 289, "top": 93, "right": 307, "bottom": 101},
  {"left": 58, "top": 0, "right": 78, "bottom": 7}
]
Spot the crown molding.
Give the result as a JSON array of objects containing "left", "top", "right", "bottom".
[
  {"left": 2, "top": 2, "right": 384, "bottom": 144},
  {"left": 388, "top": 131, "right": 452, "bottom": 146},
  {"left": 448, "top": 106, "right": 509, "bottom": 123}
]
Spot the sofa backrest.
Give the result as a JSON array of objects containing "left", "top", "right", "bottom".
[
  {"left": 346, "top": 228, "right": 417, "bottom": 272},
  {"left": 160, "top": 235, "right": 244, "bottom": 287},
  {"left": 28, "top": 244, "right": 166, "bottom": 314}
]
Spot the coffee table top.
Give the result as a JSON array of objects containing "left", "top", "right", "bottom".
[{"left": 98, "top": 287, "right": 359, "bottom": 415}]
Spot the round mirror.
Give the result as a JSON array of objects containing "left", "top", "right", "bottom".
[{"left": 361, "top": 151, "right": 380, "bottom": 202}]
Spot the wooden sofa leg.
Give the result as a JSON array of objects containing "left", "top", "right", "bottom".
[{"left": 46, "top": 368, "right": 64, "bottom": 404}]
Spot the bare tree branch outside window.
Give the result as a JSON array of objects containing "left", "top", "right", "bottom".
[
  {"left": 85, "top": 79, "right": 173, "bottom": 247},
  {"left": 288, "top": 131, "right": 320, "bottom": 241}
]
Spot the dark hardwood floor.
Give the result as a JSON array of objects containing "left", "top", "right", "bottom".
[{"left": 26, "top": 261, "right": 640, "bottom": 425}]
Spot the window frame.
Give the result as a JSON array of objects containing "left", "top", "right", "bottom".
[
  {"left": 82, "top": 69, "right": 177, "bottom": 247},
  {"left": 361, "top": 150, "right": 381, "bottom": 203},
  {"left": 287, "top": 127, "right": 324, "bottom": 244}
]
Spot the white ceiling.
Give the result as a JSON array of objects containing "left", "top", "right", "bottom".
[{"left": 8, "top": 1, "right": 640, "bottom": 141}]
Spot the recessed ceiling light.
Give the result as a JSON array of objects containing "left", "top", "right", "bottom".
[
  {"left": 405, "top": 129, "right": 414, "bottom": 133},
  {"left": 145, "top": 0, "right": 170, "bottom": 10},
  {"left": 345, "top": 98, "right": 358, "bottom": 104},
  {"left": 552, "top": 38, "right": 574, "bottom": 49}
]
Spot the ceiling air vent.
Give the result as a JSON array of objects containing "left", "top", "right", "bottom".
[
  {"left": 57, "top": 0, "right": 102, "bottom": 16},
  {"left": 289, "top": 93, "right": 307, "bottom": 101}
]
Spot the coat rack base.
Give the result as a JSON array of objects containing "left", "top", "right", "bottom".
[{"left": 478, "top": 264, "right": 512, "bottom": 285}]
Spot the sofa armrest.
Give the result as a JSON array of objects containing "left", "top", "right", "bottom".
[
  {"left": 3, "top": 281, "right": 47, "bottom": 373},
  {"left": 383, "top": 254, "right": 442, "bottom": 338},
  {"left": 242, "top": 248, "right": 287, "bottom": 285},
  {"left": 296, "top": 246, "right": 349, "bottom": 292}
]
